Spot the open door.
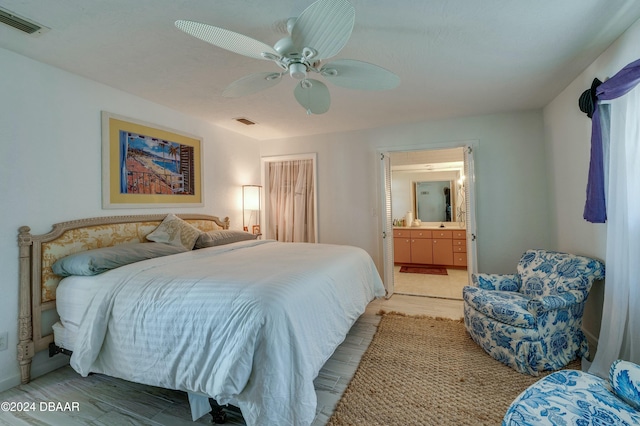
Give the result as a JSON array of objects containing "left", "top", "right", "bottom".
[
  {"left": 381, "top": 152, "right": 394, "bottom": 297},
  {"left": 463, "top": 146, "right": 478, "bottom": 283}
]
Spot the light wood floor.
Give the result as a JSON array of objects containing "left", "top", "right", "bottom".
[{"left": 0, "top": 295, "right": 463, "bottom": 425}]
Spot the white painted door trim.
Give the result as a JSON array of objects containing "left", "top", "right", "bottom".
[{"left": 380, "top": 152, "right": 394, "bottom": 297}]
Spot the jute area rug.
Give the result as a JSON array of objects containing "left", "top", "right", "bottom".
[{"left": 327, "top": 312, "right": 580, "bottom": 426}]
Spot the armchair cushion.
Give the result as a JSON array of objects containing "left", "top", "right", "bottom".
[{"left": 463, "top": 287, "right": 535, "bottom": 329}]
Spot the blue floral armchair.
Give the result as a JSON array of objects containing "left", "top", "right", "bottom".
[
  {"left": 503, "top": 359, "right": 640, "bottom": 425},
  {"left": 463, "top": 249, "right": 605, "bottom": 375}
]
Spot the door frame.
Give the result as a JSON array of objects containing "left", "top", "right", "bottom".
[{"left": 378, "top": 140, "right": 478, "bottom": 297}]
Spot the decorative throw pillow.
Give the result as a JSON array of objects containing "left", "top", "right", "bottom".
[
  {"left": 52, "top": 242, "right": 187, "bottom": 276},
  {"left": 146, "top": 213, "right": 202, "bottom": 250},
  {"left": 195, "top": 230, "right": 258, "bottom": 248}
]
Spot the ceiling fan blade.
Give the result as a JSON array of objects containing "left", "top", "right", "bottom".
[
  {"left": 290, "top": 0, "right": 355, "bottom": 60},
  {"left": 175, "top": 20, "right": 278, "bottom": 60},
  {"left": 294, "top": 79, "right": 331, "bottom": 114},
  {"left": 222, "top": 72, "right": 282, "bottom": 98},
  {"left": 320, "top": 59, "right": 400, "bottom": 90}
]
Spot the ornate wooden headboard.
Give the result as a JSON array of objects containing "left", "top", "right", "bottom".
[{"left": 17, "top": 213, "right": 229, "bottom": 384}]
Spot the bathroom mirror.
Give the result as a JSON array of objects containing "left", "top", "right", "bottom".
[
  {"left": 414, "top": 180, "right": 454, "bottom": 222},
  {"left": 389, "top": 147, "right": 465, "bottom": 225}
]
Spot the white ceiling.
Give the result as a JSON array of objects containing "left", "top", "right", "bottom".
[{"left": 2, "top": 0, "right": 640, "bottom": 140}]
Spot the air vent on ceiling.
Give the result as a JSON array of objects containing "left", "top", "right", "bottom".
[
  {"left": 0, "top": 6, "right": 49, "bottom": 36},
  {"left": 235, "top": 118, "right": 256, "bottom": 126}
]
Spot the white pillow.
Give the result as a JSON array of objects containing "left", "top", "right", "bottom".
[{"left": 146, "top": 213, "right": 202, "bottom": 250}]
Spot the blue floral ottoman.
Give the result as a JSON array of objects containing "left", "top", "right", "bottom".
[{"left": 503, "top": 360, "right": 640, "bottom": 425}]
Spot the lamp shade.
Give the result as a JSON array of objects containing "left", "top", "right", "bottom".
[
  {"left": 243, "top": 185, "right": 261, "bottom": 211},
  {"left": 242, "top": 185, "right": 262, "bottom": 232}
]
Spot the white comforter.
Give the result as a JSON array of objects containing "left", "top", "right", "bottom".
[{"left": 70, "top": 240, "right": 385, "bottom": 425}]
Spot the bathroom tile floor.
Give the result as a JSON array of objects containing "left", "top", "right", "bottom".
[{"left": 393, "top": 265, "right": 469, "bottom": 300}]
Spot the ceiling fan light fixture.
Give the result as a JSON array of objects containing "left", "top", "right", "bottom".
[{"left": 289, "top": 63, "right": 307, "bottom": 80}]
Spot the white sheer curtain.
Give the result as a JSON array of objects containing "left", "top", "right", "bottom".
[
  {"left": 267, "top": 159, "right": 316, "bottom": 243},
  {"left": 589, "top": 84, "right": 640, "bottom": 377}
]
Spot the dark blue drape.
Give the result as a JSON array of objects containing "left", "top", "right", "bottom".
[{"left": 583, "top": 58, "right": 640, "bottom": 223}]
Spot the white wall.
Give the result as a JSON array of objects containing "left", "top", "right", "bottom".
[
  {"left": 0, "top": 47, "right": 260, "bottom": 391},
  {"left": 260, "top": 110, "right": 551, "bottom": 275},
  {"left": 543, "top": 18, "right": 640, "bottom": 349}
]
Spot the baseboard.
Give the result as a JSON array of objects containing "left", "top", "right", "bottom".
[
  {"left": 0, "top": 373, "right": 20, "bottom": 393},
  {"left": 583, "top": 328, "right": 599, "bottom": 362},
  {"left": 0, "top": 352, "right": 70, "bottom": 393}
]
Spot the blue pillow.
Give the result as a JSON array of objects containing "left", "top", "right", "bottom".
[{"left": 52, "top": 242, "right": 187, "bottom": 276}]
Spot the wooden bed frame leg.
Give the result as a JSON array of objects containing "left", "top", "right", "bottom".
[{"left": 209, "top": 399, "right": 227, "bottom": 424}]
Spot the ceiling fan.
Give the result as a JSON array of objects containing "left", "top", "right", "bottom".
[{"left": 175, "top": 0, "right": 399, "bottom": 115}]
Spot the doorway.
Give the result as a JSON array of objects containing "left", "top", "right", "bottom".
[{"left": 379, "top": 144, "right": 477, "bottom": 298}]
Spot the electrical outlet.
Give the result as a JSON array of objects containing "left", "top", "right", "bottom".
[{"left": 0, "top": 331, "right": 8, "bottom": 351}]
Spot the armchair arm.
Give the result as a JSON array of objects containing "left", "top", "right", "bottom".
[
  {"left": 610, "top": 360, "right": 640, "bottom": 410},
  {"left": 526, "top": 290, "right": 587, "bottom": 315},
  {"left": 472, "top": 273, "right": 520, "bottom": 291}
]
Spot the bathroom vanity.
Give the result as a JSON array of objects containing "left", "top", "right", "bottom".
[{"left": 393, "top": 227, "right": 467, "bottom": 267}]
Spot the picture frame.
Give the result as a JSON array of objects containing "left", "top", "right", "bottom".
[
  {"left": 101, "top": 111, "right": 203, "bottom": 209},
  {"left": 252, "top": 225, "right": 261, "bottom": 235}
]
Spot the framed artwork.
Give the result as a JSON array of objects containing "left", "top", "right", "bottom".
[
  {"left": 102, "top": 111, "right": 203, "bottom": 208},
  {"left": 252, "top": 225, "right": 261, "bottom": 235}
]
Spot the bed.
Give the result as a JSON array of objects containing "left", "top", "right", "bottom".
[{"left": 17, "top": 213, "right": 385, "bottom": 425}]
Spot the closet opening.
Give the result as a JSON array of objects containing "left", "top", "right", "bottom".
[{"left": 261, "top": 153, "right": 318, "bottom": 243}]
